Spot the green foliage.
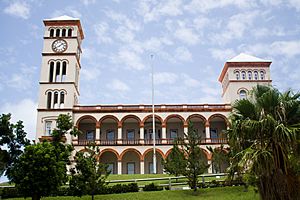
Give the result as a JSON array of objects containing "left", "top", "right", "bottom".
[
  {"left": 0, "top": 187, "right": 22, "bottom": 198},
  {"left": 207, "top": 145, "right": 229, "bottom": 173},
  {"left": 164, "top": 121, "right": 209, "bottom": 192},
  {"left": 227, "top": 85, "right": 300, "bottom": 200},
  {"left": 143, "top": 183, "right": 163, "bottom": 191},
  {"left": 0, "top": 113, "right": 30, "bottom": 176},
  {"left": 69, "top": 145, "right": 110, "bottom": 199},
  {"left": 7, "top": 114, "right": 77, "bottom": 200}
]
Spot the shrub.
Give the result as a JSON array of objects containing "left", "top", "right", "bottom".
[
  {"left": 143, "top": 183, "right": 163, "bottom": 191},
  {"left": 0, "top": 187, "right": 23, "bottom": 198}
]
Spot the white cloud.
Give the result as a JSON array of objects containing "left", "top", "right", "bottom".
[
  {"left": 112, "top": 49, "right": 145, "bottom": 70},
  {"left": 52, "top": 7, "right": 82, "bottom": 18},
  {"left": 94, "top": 22, "right": 113, "bottom": 44},
  {"left": 109, "top": 79, "right": 130, "bottom": 92},
  {"left": 181, "top": 74, "right": 201, "bottom": 88},
  {"left": 81, "top": 66, "right": 101, "bottom": 81},
  {"left": 6, "top": 64, "right": 36, "bottom": 90},
  {"left": 3, "top": 1, "right": 30, "bottom": 19},
  {"left": 80, "top": 0, "right": 96, "bottom": 5},
  {"left": 114, "top": 26, "right": 135, "bottom": 43},
  {"left": 288, "top": 0, "right": 300, "bottom": 11},
  {"left": 105, "top": 10, "right": 141, "bottom": 31},
  {"left": 174, "top": 46, "right": 193, "bottom": 62},
  {"left": 154, "top": 72, "right": 178, "bottom": 85},
  {"left": 210, "top": 48, "right": 236, "bottom": 61},
  {"left": 174, "top": 27, "right": 200, "bottom": 45},
  {"left": 0, "top": 99, "right": 37, "bottom": 140}
]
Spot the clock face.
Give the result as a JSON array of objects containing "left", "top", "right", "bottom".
[{"left": 52, "top": 39, "right": 67, "bottom": 53}]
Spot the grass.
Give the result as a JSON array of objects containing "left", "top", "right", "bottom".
[{"left": 8, "top": 186, "right": 259, "bottom": 200}]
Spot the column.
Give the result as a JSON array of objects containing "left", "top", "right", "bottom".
[
  {"left": 72, "top": 126, "right": 78, "bottom": 145},
  {"left": 208, "top": 160, "right": 212, "bottom": 174},
  {"left": 139, "top": 126, "right": 144, "bottom": 144},
  {"left": 205, "top": 122, "right": 210, "bottom": 143},
  {"left": 117, "top": 161, "right": 122, "bottom": 175},
  {"left": 140, "top": 160, "right": 144, "bottom": 174},
  {"left": 184, "top": 125, "right": 188, "bottom": 139},
  {"left": 162, "top": 126, "right": 167, "bottom": 144},
  {"left": 117, "top": 127, "right": 122, "bottom": 144},
  {"left": 95, "top": 123, "right": 100, "bottom": 145}
]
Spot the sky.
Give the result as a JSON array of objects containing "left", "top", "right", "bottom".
[{"left": 0, "top": 0, "right": 300, "bottom": 141}]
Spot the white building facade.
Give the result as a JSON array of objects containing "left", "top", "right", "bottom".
[{"left": 35, "top": 16, "right": 272, "bottom": 175}]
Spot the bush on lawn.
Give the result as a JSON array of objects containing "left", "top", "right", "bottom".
[
  {"left": 0, "top": 187, "right": 23, "bottom": 198},
  {"left": 143, "top": 183, "right": 163, "bottom": 191}
]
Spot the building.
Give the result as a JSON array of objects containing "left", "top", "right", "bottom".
[{"left": 35, "top": 16, "right": 272, "bottom": 175}]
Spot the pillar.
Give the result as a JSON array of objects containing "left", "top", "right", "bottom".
[
  {"left": 118, "top": 161, "right": 122, "bottom": 175},
  {"left": 96, "top": 123, "right": 100, "bottom": 144},
  {"left": 162, "top": 127, "right": 166, "bottom": 144},
  {"left": 205, "top": 122, "right": 210, "bottom": 143},
  {"left": 117, "top": 127, "right": 122, "bottom": 144},
  {"left": 208, "top": 160, "right": 212, "bottom": 174},
  {"left": 184, "top": 125, "right": 188, "bottom": 139},
  {"left": 140, "top": 160, "right": 144, "bottom": 174},
  {"left": 139, "top": 126, "right": 144, "bottom": 144}
]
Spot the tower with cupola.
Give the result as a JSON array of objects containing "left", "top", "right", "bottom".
[
  {"left": 35, "top": 16, "right": 84, "bottom": 143},
  {"left": 219, "top": 53, "right": 272, "bottom": 103}
]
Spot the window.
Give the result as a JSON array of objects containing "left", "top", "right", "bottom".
[
  {"left": 60, "top": 92, "right": 65, "bottom": 108},
  {"left": 107, "top": 130, "right": 115, "bottom": 140},
  {"left": 50, "top": 29, "right": 54, "bottom": 37},
  {"left": 127, "top": 130, "right": 135, "bottom": 140},
  {"left": 62, "top": 29, "right": 66, "bottom": 37},
  {"left": 149, "top": 162, "right": 154, "bottom": 174},
  {"left": 86, "top": 131, "right": 94, "bottom": 141},
  {"left": 248, "top": 71, "right": 252, "bottom": 80},
  {"left": 68, "top": 29, "right": 72, "bottom": 37},
  {"left": 254, "top": 71, "right": 258, "bottom": 80},
  {"left": 45, "top": 121, "right": 52, "bottom": 136},
  {"left": 170, "top": 129, "right": 178, "bottom": 139},
  {"left": 47, "top": 92, "right": 52, "bottom": 109},
  {"left": 49, "top": 62, "right": 54, "bottom": 82},
  {"left": 235, "top": 71, "right": 240, "bottom": 80},
  {"left": 56, "top": 29, "right": 60, "bottom": 37},
  {"left": 241, "top": 71, "right": 246, "bottom": 80},
  {"left": 107, "top": 163, "right": 114, "bottom": 174},
  {"left": 62, "top": 61, "right": 67, "bottom": 81},
  {"left": 53, "top": 92, "right": 59, "bottom": 108},
  {"left": 239, "top": 90, "right": 247, "bottom": 100},
  {"left": 260, "top": 71, "right": 265, "bottom": 80},
  {"left": 210, "top": 129, "right": 218, "bottom": 139},
  {"left": 55, "top": 62, "right": 60, "bottom": 82},
  {"left": 127, "top": 163, "right": 135, "bottom": 174}
]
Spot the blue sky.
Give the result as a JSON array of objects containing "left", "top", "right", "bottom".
[{"left": 1, "top": 0, "right": 300, "bottom": 140}]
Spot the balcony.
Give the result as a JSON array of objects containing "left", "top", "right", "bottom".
[{"left": 73, "top": 138, "right": 227, "bottom": 146}]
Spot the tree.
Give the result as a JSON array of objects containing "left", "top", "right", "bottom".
[
  {"left": 207, "top": 145, "right": 229, "bottom": 173},
  {"left": 164, "top": 121, "right": 208, "bottom": 192},
  {"left": 227, "top": 85, "right": 300, "bottom": 200},
  {"left": 69, "top": 145, "right": 110, "bottom": 200},
  {"left": 8, "top": 114, "right": 78, "bottom": 200},
  {"left": 0, "top": 113, "right": 30, "bottom": 176}
]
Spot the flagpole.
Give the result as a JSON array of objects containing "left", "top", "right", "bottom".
[{"left": 151, "top": 54, "right": 157, "bottom": 174}]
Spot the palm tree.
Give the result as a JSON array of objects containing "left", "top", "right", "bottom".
[{"left": 227, "top": 85, "right": 300, "bottom": 200}]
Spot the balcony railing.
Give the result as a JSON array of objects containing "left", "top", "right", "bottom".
[{"left": 74, "top": 138, "right": 228, "bottom": 146}]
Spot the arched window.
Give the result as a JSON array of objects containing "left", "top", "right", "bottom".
[
  {"left": 49, "top": 62, "right": 54, "bottom": 82},
  {"left": 254, "top": 71, "right": 258, "bottom": 80},
  {"left": 60, "top": 92, "right": 65, "bottom": 108},
  {"left": 68, "top": 29, "right": 72, "bottom": 37},
  {"left": 50, "top": 29, "right": 54, "bottom": 37},
  {"left": 54, "top": 92, "right": 59, "bottom": 108},
  {"left": 55, "top": 62, "right": 60, "bottom": 82},
  {"left": 239, "top": 90, "right": 247, "bottom": 100},
  {"left": 47, "top": 92, "right": 52, "bottom": 109},
  {"left": 235, "top": 71, "right": 240, "bottom": 80},
  {"left": 260, "top": 71, "right": 265, "bottom": 80},
  {"left": 248, "top": 71, "right": 252, "bottom": 80},
  {"left": 62, "top": 61, "right": 67, "bottom": 81},
  {"left": 56, "top": 29, "right": 60, "bottom": 37},
  {"left": 241, "top": 71, "right": 246, "bottom": 80},
  {"left": 62, "top": 29, "right": 66, "bottom": 37}
]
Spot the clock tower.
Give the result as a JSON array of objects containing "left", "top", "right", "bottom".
[{"left": 36, "top": 16, "right": 84, "bottom": 143}]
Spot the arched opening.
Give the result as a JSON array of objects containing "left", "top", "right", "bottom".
[
  {"left": 209, "top": 115, "right": 227, "bottom": 143},
  {"left": 68, "top": 29, "right": 72, "bottom": 37},
  {"left": 122, "top": 115, "right": 140, "bottom": 145},
  {"left": 187, "top": 114, "right": 206, "bottom": 141},
  {"left": 62, "top": 61, "right": 67, "bottom": 81},
  {"left": 53, "top": 92, "right": 59, "bottom": 108},
  {"left": 143, "top": 116, "right": 162, "bottom": 145},
  {"left": 100, "top": 116, "right": 119, "bottom": 145},
  {"left": 211, "top": 149, "right": 229, "bottom": 173},
  {"left": 235, "top": 71, "right": 240, "bottom": 80},
  {"left": 49, "top": 62, "right": 54, "bottom": 82},
  {"left": 260, "top": 70, "right": 265, "bottom": 80},
  {"left": 60, "top": 91, "right": 65, "bottom": 108},
  {"left": 165, "top": 115, "right": 184, "bottom": 143},
  {"left": 56, "top": 29, "right": 60, "bottom": 37},
  {"left": 200, "top": 149, "right": 209, "bottom": 173},
  {"left": 239, "top": 90, "right": 247, "bottom": 100},
  {"left": 78, "top": 117, "right": 97, "bottom": 145},
  {"left": 99, "top": 150, "right": 118, "bottom": 174},
  {"left": 241, "top": 71, "right": 246, "bottom": 80},
  {"left": 55, "top": 62, "right": 60, "bottom": 82},
  {"left": 47, "top": 92, "right": 52, "bottom": 109},
  {"left": 254, "top": 71, "right": 258, "bottom": 80},
  {"left": 62, "top": 29, "right": 66, "bottom": 37},
  {"left": 121, "top": 149, "right": 141, "bottom": 174},
  {"left": 248, "top": 71, "right": 252, "bottom": 80},
  {"left": 50, "top": 29, "right": 54, "bottom": 37},
  {"left": 143, "top": 149, "right": 164, "bottom": 174}
]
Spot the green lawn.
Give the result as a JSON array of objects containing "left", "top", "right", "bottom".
[{"left": 8, "top": 186, "right": 259, "bottom": 200}]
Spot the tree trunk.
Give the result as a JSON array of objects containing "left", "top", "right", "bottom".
[{"left": 32, "top": 193, "right": 41, "bottom": 200}]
